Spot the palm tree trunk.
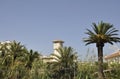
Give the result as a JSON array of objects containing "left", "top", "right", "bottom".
[{"left": 97, "top": 44, "right": 105, "bottom": 79}]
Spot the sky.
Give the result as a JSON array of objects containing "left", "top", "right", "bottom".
[{"left": 0, "top": 0, "right": 120, "bottom": 58}]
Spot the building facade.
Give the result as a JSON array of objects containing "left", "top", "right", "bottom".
[
  {"left": 105, "top": 50, "right": 120, "bottom": 65},
  {"left": 42, "top": 40, "right": 64, "bottom": 63}
]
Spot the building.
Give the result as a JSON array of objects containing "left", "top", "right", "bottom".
[
  {"left": 42, "top": 40, "right": 64, "bottom": 63},
  {"left": 0, "top": 40, "right": 12, "bottom": 50},
  {"left": 52, "top": 40, "right": 64, "bottom": 56},
  {"left": 104, "top": 50, "right": 120, "bottom": 64}
]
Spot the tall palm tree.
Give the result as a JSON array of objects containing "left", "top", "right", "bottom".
[
  {"left": 84, "top": 21, "right": 120, "bottom": 79},
  {"left": 50, "top": 46, "right": 77, "bottom": 79}
]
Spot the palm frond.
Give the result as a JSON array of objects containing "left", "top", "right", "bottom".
[
  {"left": 84, "top": 21, "right": 120, "bottom": 45},
  {"left": 106, "top": 27, "right": 118, "bottom": 35},
  {"left": 92, "top": 23, "right": 99, "bottom": 34},
  {"left": 85, "top": 29, "right": 95, "bottom": 35}
]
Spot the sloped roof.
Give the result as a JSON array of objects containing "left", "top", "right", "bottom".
[{"left": 104, "top": 50, "right": 120, "bottom": 60}]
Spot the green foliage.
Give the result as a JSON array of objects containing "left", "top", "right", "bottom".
[
  {"left": 77, "top": 62, "right": 97, "bottom": 79},
  {"left": 0, "top": 41, "right": 44, "bottom": 79},
  {"left": 104, "top": 63, "right": 120, "bottom": 79},
  {"left": 48, "top": 46, "right": 78, "bottom": 79},
  {"left": 1, "top": 40, "right": 120, "bottom": 79}
]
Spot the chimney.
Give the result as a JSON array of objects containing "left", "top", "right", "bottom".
[{"left": 53, "top": 40, "right": 64, "bottom": 55}]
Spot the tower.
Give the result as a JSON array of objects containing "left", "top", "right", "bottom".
[{"left": 53, "top": 40, "right": 64, "bottom": 55}]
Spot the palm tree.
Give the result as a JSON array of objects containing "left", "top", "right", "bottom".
[
  {"left": 0, "top": 40, "right": 28, "bottom": 79},
  {"left": 84, "top": 21, "right": 120, "bottom": 79},
  {"left": 0, "top": 40, "right": 41, "bottom": 79},
  {"left": 50, "top": 46, "right": 77, "bottom": 79},
  {"left": 8, "top": 41, "right": 26, "bottom": 66},
  {"left": 7, "top": 41, "right": 28, "bottom": 79},
  {"left": 25, "top": 49, "right": 39, "bottom": 69}
]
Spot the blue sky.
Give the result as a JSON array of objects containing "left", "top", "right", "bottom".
[{"left": 0, "top": 0, "right": 120, "bottom": 58}]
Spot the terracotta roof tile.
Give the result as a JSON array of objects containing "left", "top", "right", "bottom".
[{"left": 105, "top": 50, "right": 120, "bottom": 60}]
